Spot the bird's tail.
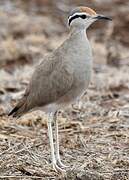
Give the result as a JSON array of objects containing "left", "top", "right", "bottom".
[
  {"left": 8, "top": 106, "right": 20, "bottom": 117},
  {"left": 8, "top": 99, "right": 28, "bottom": 118}
]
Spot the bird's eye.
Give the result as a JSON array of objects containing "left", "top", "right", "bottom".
[{"left": 81, "top": 15, "right": 87, "bottom": 19}]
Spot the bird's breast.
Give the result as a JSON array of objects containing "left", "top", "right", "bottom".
[{"left": 73, "top": 58, "right": 92, "bottom": 88}]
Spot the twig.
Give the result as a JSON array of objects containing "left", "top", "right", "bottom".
[
  {"left": 99, "top": 169, "right": 129, "bottom": 174},
  {"left": 0, "top": 175, "right": 54, "bottom": 179}
]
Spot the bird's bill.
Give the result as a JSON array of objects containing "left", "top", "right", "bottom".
[{"left": 94, "top": 15, "right": 112, "bottom": 21}]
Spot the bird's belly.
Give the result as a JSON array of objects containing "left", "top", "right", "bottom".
[
  {"left": 39, "top": 73, "right": 91, "bottom": 114},
  {"left": 56, "top": 72, "right": 91, "bottom": 107},
  {"left": 39, "top": 84, "right": 86, "bottom": 114}
]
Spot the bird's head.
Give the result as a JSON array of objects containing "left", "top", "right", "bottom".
[{"left": 68, "top": 6, "right": 112, "bottom": 30}]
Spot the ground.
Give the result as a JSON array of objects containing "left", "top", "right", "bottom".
[{"left": 0, "top": 0, "right": 129, "bottom": 179}]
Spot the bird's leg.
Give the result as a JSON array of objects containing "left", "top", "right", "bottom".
[
  {"left": 54, "top": 111, "right": 68, "bottom": 168},
  {"left": 47, "top": 113, "right": 65, "bottom": 172},
  {"left": 78, "top": 100, "right": 83, "bottom": 110}
]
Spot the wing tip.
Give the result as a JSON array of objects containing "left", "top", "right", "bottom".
[{"left": 8, "top": 106, "right": 19, "bottom": 117}]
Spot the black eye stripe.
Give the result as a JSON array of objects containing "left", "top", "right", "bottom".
[{"left": 69, "top": 14, "right": 87, "bottom": 25}]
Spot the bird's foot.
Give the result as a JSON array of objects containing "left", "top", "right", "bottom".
[
  {"left": 52, "top": 162, "right": 66, "bottom": 173},
  {"left": 56, "top": 158, "right": 69, "bottom": 169}
]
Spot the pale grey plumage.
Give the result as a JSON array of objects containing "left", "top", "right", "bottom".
[{"left": 68, "top": 7, "right": 81, "bottom": 17}]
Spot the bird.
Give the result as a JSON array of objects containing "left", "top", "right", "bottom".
[{"left": 8, "top": 6, "right": 111, "bottom": 172}]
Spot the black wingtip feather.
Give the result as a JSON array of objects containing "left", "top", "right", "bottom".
[{"left": 8, "top": 106, "right": 19, "bottom": 117}]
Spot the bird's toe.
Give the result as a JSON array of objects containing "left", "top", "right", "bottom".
[
  {"left": 52, "top": 163, "right": 66, "bottom": 173},
  {"left": 57, "top": 159, "right": 69, "bottom": 169}
]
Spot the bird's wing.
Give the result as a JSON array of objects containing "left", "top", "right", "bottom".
[{"left": 8, "top": 53, "right": 74, "bottom": 117}]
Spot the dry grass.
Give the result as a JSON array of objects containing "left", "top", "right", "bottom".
[{"left": 0, "top": 0, "right": 129, "bottom": 179}]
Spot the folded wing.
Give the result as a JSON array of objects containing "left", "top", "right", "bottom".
[{"left": 8, "top": 53, "right": 73, "bottom": 117}]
